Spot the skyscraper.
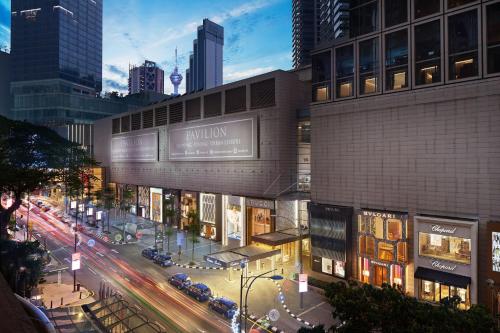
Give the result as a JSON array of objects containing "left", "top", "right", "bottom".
[
  {"left": 128, "top": 60, "right": 165, "bottom": 95},
  {"left": 185, "top": 19, "right": 224, "bottom": 93},
  {"left": 169, "top": 49, "right": 183, "bottom": 96},
  {"left": 292, "top": 0, "right": 316, "bottom": 68}
]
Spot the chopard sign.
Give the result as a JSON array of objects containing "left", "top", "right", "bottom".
[
  {"left": 431, "top": 224, "right": 457, "bottom": 234},
  {"left": 431, "top": 260, "right": 457, "bottom": 271},
  {"left": 362, "top": 211, "right": 396, "bottom": 219}
]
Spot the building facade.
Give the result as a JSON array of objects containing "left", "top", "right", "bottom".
[
  {"left": 129, "top": 60, "right": 165, "bottom": 95},
  {"left": 93, "top": 70, "right": 311, "bottom": 269},
  {"left": 308, "top": 0, "right": 500, "bottom": 310},
  {"left": 186, "top": 19, "right": 224, "bottom": 94},
  {"left": 0, "top": 51, "right": 10, "bottom": 117},
  {"left": 292, "top": 0, "right": 317, "bottom": 68}
]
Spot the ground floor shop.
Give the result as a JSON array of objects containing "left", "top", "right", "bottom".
[
  {"left": 180, "top": 191, "right": 198, "bottom": 230},
  {"left": 413, "top": 215, "right": 477, "bottom": 309}
]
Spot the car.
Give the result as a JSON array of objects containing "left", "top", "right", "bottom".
[
  {"left": 168, "top": 273, "right": 191, "bottom": 290},
  {"left": 153, "top": 254, "right": 173, "bottom": 267},
  {"left": 41, "top": 206, "right": 51, "bottom": 212},
  {"left": 208, "top": 297, "right": 238, "bottom": 319},
  {"left": 141, "top": 248, "right": 158, "bottom": 260},
  {"left": 185, "top": 283, "right": 212, "bottom": 302}
]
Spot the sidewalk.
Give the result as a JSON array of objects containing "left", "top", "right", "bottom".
[{"left": 38, "top": 271, "right": 95, "bottom": 309}]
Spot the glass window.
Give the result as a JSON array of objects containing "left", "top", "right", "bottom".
[
  {"left": 397, "top": 242, "right": 407, "bottom": 262},
  {"left": 421, "top": 280, "right": 436, "bottom": 302},
  {"left": 359, "top": 38, "right": 380, "bottom": 95},
  {"left": 359, "top": 235, "right": 366, "bottom": 255},
  {"left": 486, "top": 3, "right": 500, "bottom": 74},
  {"left": 448, "top": 9, "right": 478, "bottom": 80},
  {"left": 415, "top": 20, "right": 441, "bottom": 85},
  {"left": 350, "top": 0, "right": 378, "bottom": 38},
  {"left": 448, "top": 0, "right": 476, "bottom": 9},
  {"left": 373, "top": 216, "right": 384, "bottom": 239},
  {"left": 391, "top": 264, "right": 403, "bottom": 287},
  {"left": 312, "top": 51, "right": 332, "bottom": 102},
  {"left": 359, "top": 257, "right": 370, "bottom": 283},
  {"left": 387, "top": 218, "right": 403, "bottom": 240},
  {"left": 414, "top": 0, "right": 440, "bottom": 19},
  {"left": 378, "top": 242, "right": 395, "bottom": 261},
  {"left": 385, "top": 0, "right": 407, "bottom": 27},
  {"left": 335, "top": 45, "right": 355, "bottom": 98},
  {"left": 367, "top": 236, "right": 375, "bottom": 258},
  {"left": 385, "top": 29, "right": 408, "bottom": 90},
  {"left": 418, "top": 232, "right": 471, "bottom": 264}
]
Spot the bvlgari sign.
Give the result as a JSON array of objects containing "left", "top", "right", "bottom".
[
  {"left": 168, "top": 117, "right": 257, "bottom": 161},
  {"left": 111, "top": 132, "right": 158, "bottom": 162}
]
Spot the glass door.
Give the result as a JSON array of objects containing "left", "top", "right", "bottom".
[{"left": 373, "top": 264, "right": 389, "bottom": 287}]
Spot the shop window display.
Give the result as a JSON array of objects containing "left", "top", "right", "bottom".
[
  {"left": 181, "top": 193, "right": 197, "bottom": 229},
  {"left": 418, "top": 232, "right": 471, "bottom": 264},
  {"left": 226, "top": 203, "right": 243, "bottom": 241},
  {"left": 378, "top": 242, "right": 395, "bottom": 261},
  {"left": 247, "top": 207, "right": 271, "bottom": 236},
  {"left": 420, "top": 280, "right": 470, "bottom": 309}
]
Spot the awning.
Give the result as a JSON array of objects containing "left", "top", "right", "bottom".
[
  {"left": 414, "top": 267, "right": 471, "bottom": 289},
  {"left": 251, "top": 228, "right": 308, "bottom": 246},
  {"left": 204, "top": 245, "right": 280, "bottom": 268}
]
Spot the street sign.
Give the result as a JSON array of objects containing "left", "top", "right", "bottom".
[
  {"left": 268, "top": 309, "right": 280, "bottom": 322},
  {"left": 70, "top": 201, "right": 77, "bottom": 209},
  {"left": 87, "top": 239, "right": 96, "bottom": 248},
  {"left": 126, "top": 234, "right": 132, "bottom": 241},
  {"left": 96, "top": 211, "right": 102, "bottom": 221},
  {"left": 78, "top": 204, "right": 84, "bottom": 212},
  {"left": 71, "top": 252, "right": 81, "bottom": 271},
  {"left": 299, "top": 273, "right": 308, "bottom": 293},
  {"left": 115, "top": 234, "right": 123, "bottom": 242}
]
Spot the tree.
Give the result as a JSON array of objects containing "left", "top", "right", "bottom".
[
  {"left": 0, "top": 116, "right": 96, "bottom": 239},
  {"left": 95, "top": 186, "right": 115, "bottom": 233},
  {"left": 186, "top": 210, "right": 200, "bottom": 265},
  {"left": 162, "top": 196, "right": 176, "bottom": 254},
  {"left": 119, "top": 187, "right": 133, "bottom": 242},
  {"left": 324, "top": 281, "right": 497, "bottom": 333}
]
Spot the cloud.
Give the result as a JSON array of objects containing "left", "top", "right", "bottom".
[
  {"left": 105, "top": 64, "right": 128, "bottom": 79},
  {"left": 224, "top": 66, "right": 274, "bottom": 82},
  {"left": 104, "top": 79, "right": 128, "bottom": 92}
]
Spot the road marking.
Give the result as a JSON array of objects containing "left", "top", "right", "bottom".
[
  {"left": 88, "top": 267, "right": 97, "bottom": 275},
  {"left": 154, "top": 321, "right": 166, "bottom": 331},
  {"left": 96, "top": 251, "right": 104, "bottom": 257},
  {"left": 297, "top": 301, "right": 325, "bottom": 317},
  {"left": 134, "top": 304, "right": 142, "bottom": 311},
  {"left": 111, "top": 249, "right": 119, "bottom": 254},
  {"left": 64, "top": 258, "right": 70, "bottom": 263}
]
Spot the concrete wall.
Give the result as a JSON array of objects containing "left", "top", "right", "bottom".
[
  {"left": 94, "top": 70, "right": 307, "bottom": 200},
  {"left": 310, "top": 76, "right": 500, "bottom": 302}
]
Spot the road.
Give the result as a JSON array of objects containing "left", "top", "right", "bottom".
[{"left": 18, "top": 204, "right": 233, "bottom": 333}]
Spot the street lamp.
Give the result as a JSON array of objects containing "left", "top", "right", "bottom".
[{"left": 238, "top": 262, "right": 283, "bottom": 333}]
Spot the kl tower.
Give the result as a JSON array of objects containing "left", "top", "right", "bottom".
[{"left": 169, "top": 48, "right": 183, "bottom": 96}]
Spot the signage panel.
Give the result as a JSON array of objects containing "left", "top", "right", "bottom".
[
  {"left": 299, "top": 274, "right": 308, "bottom": 293},
  {"left": 168, "top": 117, "right": 257, "bottom": 161},
  {"left": 111, "top": 132, "right": 158, "bottom": 162},
  {"left": 493, "top": 232, "right": 500, "bottom": 272},
  {"left": 72, "top": 252, "right": 81, "bottom": 271}
]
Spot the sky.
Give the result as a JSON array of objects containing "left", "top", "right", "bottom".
[{"left": 0, "top": 0, "right": 292, "bottom": 95}]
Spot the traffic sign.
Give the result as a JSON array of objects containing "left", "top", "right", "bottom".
[
  {"left": 87, "top": 239, "right": 96, "bottom": 248},
  {"left": 268, "top": 309, "right": 280, "bottom": 321},
  {"left": 114, "top": 234, "right": 123, "bottom": 242}
]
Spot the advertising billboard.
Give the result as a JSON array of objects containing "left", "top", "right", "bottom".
[
  {"left": 168, "top": 117, "right": 257, "bottom": 161},
  {"left": 111, "top": 132, "right": 158, "bottom": 162},
  {"left": 150, "top": 187, "right": 163, "bottom": 223},
  {"left": 72, "top": 252, "right": 81, "bottom": 271}
]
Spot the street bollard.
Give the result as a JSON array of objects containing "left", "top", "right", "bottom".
[
  {"left": 50, "top": 300, "right": 53, "bottom": 309},
  {"left": 79, "top": 291, "right": 82, "bottom": 299},
  {"left": 60, "top": 297, "right": 63, "bottom": 306}
]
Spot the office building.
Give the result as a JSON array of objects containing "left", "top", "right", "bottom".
[
  {"left": 309, "top": 0, "right": 500, "bottom": 311},
  {"left": 128, "top": 60, "right": 165, "bottom": 95},
  {"left": 186, "top": 19, "right": 224, "bottom": 93},
  {"left": 0, "top": 51, "right": 10, "bottom": 117},
  {"left": 292, "top": 0, "right": 316, "bottom": 68}
]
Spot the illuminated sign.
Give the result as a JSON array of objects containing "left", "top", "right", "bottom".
[
  {"left": 70, "top": 201, "right": 77, "bottom": 209},
  {"left": 71, "top": 252, "right": 81, "bottom": 271},
  {"left": 431, "top": 224, "right": 457, "bottom": 235},
  {"left": 431, "top": 260, "right": 457, "bottom": 272},
  {"left": 111, "top": 132, "right": 158, "bottom": 162},
  {"left": 493, "top": 232, "right": 500, "bottom": 272},
  {"left": 299, "top": 274, "right": 308, "bottom": 293}
]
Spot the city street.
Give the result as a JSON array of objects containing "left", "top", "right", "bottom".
[{"left": 18, "top": 198, "right": 334, "bottom": 332}]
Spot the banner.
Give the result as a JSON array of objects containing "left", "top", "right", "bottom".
[{"left": 111, "top": 132, "right": 158, "bottom": 162}]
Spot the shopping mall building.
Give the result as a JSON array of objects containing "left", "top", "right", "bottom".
[{"left": 93, "top": 0, "right": 500, "bottom": 312}]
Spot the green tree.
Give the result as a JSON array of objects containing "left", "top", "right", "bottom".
[
  {"left": 162, "top": 196, "right": 176, "bottom": 254},
  {"left": 119, "top": 187, "right": 133, "bottom": 242},
  {"left": 94, "top": 186, "right": 115, "bottom": 233},
  {"left": 0, "top": 116, "right": 96, "bottom": 239},
  {"left": 186, "top": 210, "right": 200, "bottom": 264}
]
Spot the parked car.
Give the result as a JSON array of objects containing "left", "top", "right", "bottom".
[
  {"left": 208, "top": 297, "right": 238, "bottom": 319},
  {"left": 185, "top": 283, "right": 212, "bottom": 302},
  {"left": 141, "top": 248, "right": 159, "bottom": 260},
  {"left": 168, "top": 273, "right": 191, "bottom": 290},
  {"left": 153, "top": 254, "right": 173, "bottom": 267}
]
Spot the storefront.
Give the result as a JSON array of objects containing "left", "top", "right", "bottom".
[
  {"left": 245, "top": 198, "right": 275, "bottom": 245},
  {"left": 310, "top": 203, "right": 352, "bottom": 279},
  {"left": 357, "top": 210, "right": 408, "bottom": 291},
  {"left": 163, "top": 189, "right": 180, "bottom": 227},
  {"left": 485, "top": 222, "right": 500, "bottom": 315},
  {"left": 414, "top": 216, "right": 477, "bottom": 309},
  {"left": 222, "top": 195, "right": 245, "bottom": 247},
  {"left": 137, "top": 186, "right": 149, "bottom": 219},
  {"left": 180, "top": 191, "right": 198, "bottom": 230},
  {"left": 150, "top": 187, "right": 163, "bottom": 223},
  {"left": 199, "top": 192, "right": 222, "bottom": 241}
]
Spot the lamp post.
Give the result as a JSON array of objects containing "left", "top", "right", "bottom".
[
  {"left": 238, "top": 262, "right": 283, "bottom": 333},
  {"left": 270, "top": 214, "right": 306, "bottom": 309}
]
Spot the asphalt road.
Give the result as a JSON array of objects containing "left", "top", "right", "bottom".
[{"left": 18, "top": 204, "right": 233, "bottom": 333}]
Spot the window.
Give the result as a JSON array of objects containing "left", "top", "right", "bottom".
[
  {"left": 448, "top": 0, "right": 476, "bottom": 9},
  {"left": 397, "top": 242, "right": 407, "bottom": 262},
  {"left": 359, "top": 38, "right": 380, "bottom": 95},
  {"left": 385, "top": 0, "right": 407, "bottom": 27},
  {"left": 418, "top": 232, "right": 471, "bottom": 264},
  {"left": 359, "top": 235, "right": 375, "bottom": 258},
  {"left": 204, "top": 92, "right": 222, "bottom": 118},
  {"left": 378, "top": 242, "right": 395, "bottom": 261},
  {"left": 335, "top": 45, "right": 355, "bottom": 98},
  {"left": 374, "top": 216, "right": 384, "bottom": 239},
  {"left": 385, "top": 29, "right": 408, "bottom": 90},
  {"left": 251, "top": 79, "right": 276, "bottom": 108},
  {"left": 415, "top": 20, "right": 441, "bottom": 86},
  {"left": 414, "top": 0, "right": 440, "bottom": 19},
  {"left": 225, "top": 86, "right": 246, "bottom": 114},
  {"left": 359, "top": 257, "right": 370, "bottom": 283},
  {"left": 448, "top": 9, "right": 478, "bottom": 80},
  {"left": 387, "top": 218, "right": 403, "bottom": 240},
  {"left": 350, "top": 0, "right": 378, "bottom": 38},
  {"left": 312, "top": 52, "right": 331, "bottom": 102},
  {"left": 486, "top": 2, "right": 500, "bottom": 74}
]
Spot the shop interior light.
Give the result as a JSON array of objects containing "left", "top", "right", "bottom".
[
  {"left": 455, "top": 59, "right": 473, "bottom": 66},
  {"left": 394, "top": 277, "right": 402, "bottom": 285},
  {"left": 420, "top": 65, "right": 438, "bottom": 72},
  {"left": 362, "top": 269, "right": 370, "bottom": 277}
]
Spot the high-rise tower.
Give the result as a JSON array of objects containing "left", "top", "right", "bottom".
[
  {"left": 128, "top": 60, "right": 165, "bottom": 95},
  {"left": 169, "top": 48, "right": 183, "bottom": 96}
]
